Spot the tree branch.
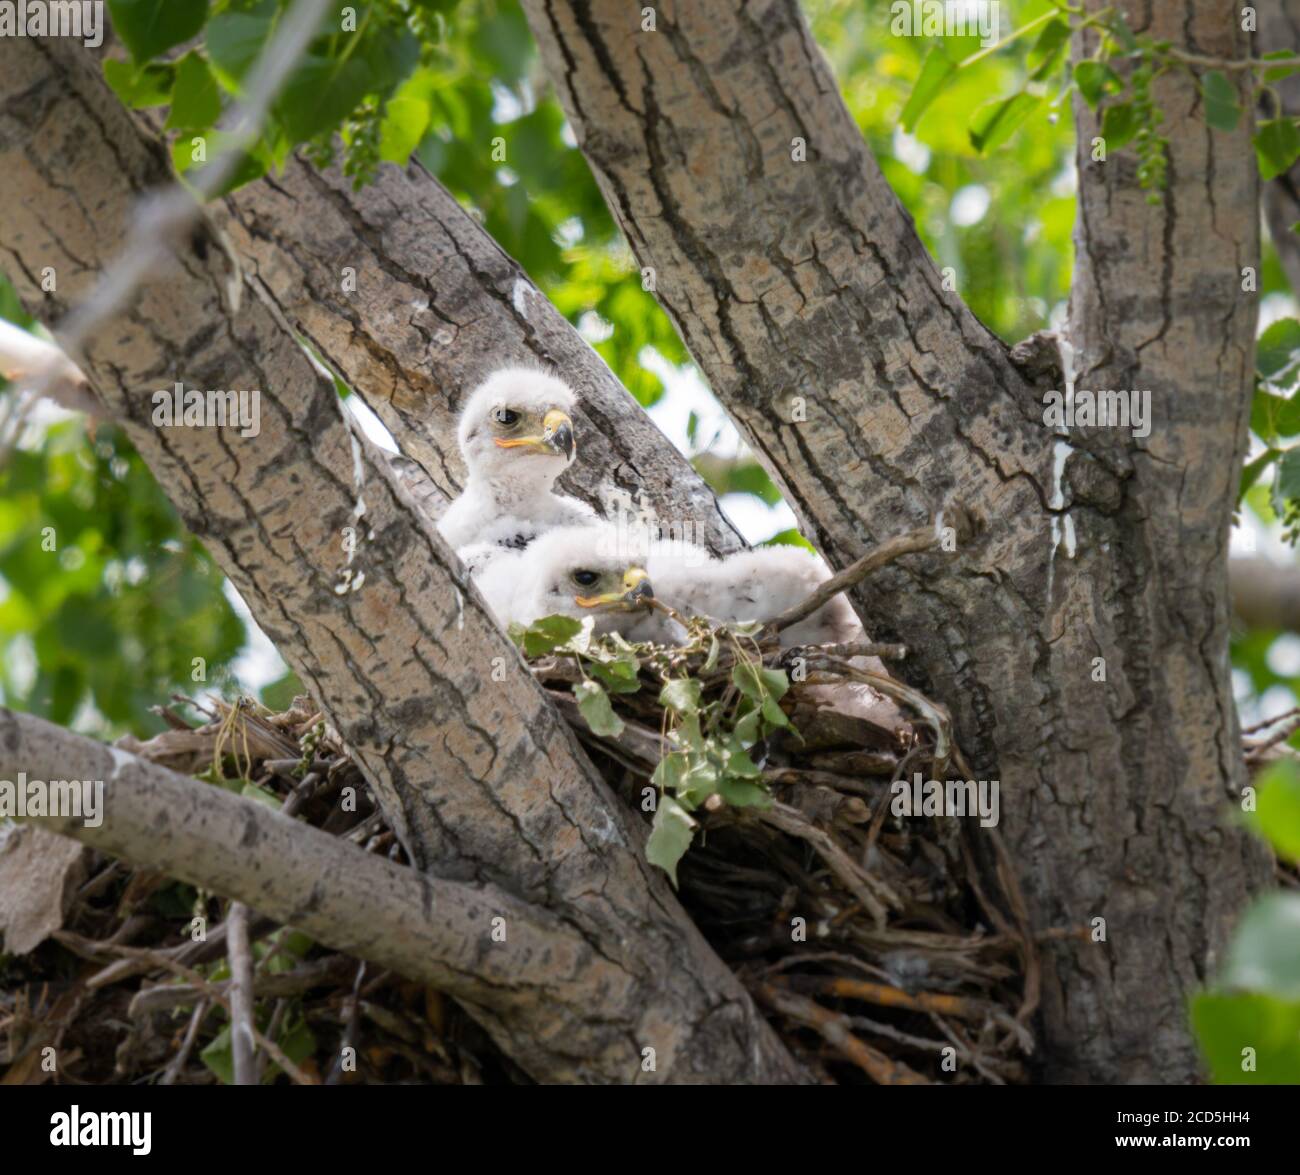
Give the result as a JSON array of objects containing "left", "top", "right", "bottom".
[{"left": 0, "top": 706, "right": 651, "bottom": 1080}]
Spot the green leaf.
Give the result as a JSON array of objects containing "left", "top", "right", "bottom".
[
  {"left": 1254, "top": 119, "right": 1300, "bottom": 182},
  {"left": 651, "top": 751, "right": 689, "bottom": 795},
  {"left": 1191, "top": 992, "right": 1300, "bottom": 1084},
  {"left": 1262, "top": 50, "right": 1300, "bottom": 84},
  {"left": 1274, "top": 447, "right": 1300, "bottom": 515},
  {"left": 900, "top": 48, "right": 957, "bottom": 133},
  {"left": 1257, "top": 318, "right": 1300, "bottom": 381},
  {"left": 108, "top": 0, "right": 209, "bottom": 63},
  {"left": 275, "top": 55, "right": 372, "bottom": 142},
  {"left": 171, "top": 134, "right": 270, "bottom": 196},
  {"left": 1240, "top": 447, "right": 1280, "bottom": 500},
  {"left": 659, "top": 677, "right": 703, "bottom": 715},
  {"left": 1027, "top": 19, "right": 1071, "bottom": 82},
  {"left": 513, "top": 614, "right": 582, "bottom": 657},
  {"left": 167, "top": 52, "right": 221, "bottom": 130},
  {"left": 1247, "top": 760, "right": 1300, "bottom": 863},
  {"left": 761, "top": 695, "right": 791, "bottom": 728},
  {"left": 679, "top": 757, "right": 720, "bottom": 806},
  {"left": 969, "top": 93, "right": 1042, "bottom": 154},
  {"left": 732, "top": 663, "right": 790, "bottom": 703},
  {"left": 1221, "top": 893, "right": 1300, "bottom": 999},
  {"left": 201, "top": 1023, "right": 234, "bottom": 1085},
  {"left": 240, "top": 782, "right": 280, "bottom": 809},
  {"left": 103, "top": 59, "right": 175, "bottom": 109},
  {"left": 573, "top": 680, "right": 624, "bottom": 737},
  {"left": 645, "top": 795, "right": 696, "bottom": 886},
  {"left": 761, "top": 528, "right": 817, "bottom": 553},
  {"left": 206, "top": 5, "right": 274, "bottom": 86},
  {"left": 733, "top": 709, "right": 761, "bottom": 748},
  {"left": 701, "top": 634, "right": 720, "bottom": 673},
  {"left": 1100, "top": 103, "right": 1139, "bottom": 152},
  {"left": 379, "top": 96, "right": 432, "bottom": 165},
  {"left": 717, "top": 775, "right": 771, "bottom": 809},
  {"left": 723, "top": 746, "right": 762, "bottom": 779},
  {"left": 588, "top": 656, "right": 641, "bottom": 694},
  {"left": 1109, "top": 13, "right": 1139, "bottom": 54},
  {"left": 1200, "top": 71, "right": 1241, "bottom": 133},
  {"left": 1073, "top": 61, "right": 1122, "bottom": 110}
]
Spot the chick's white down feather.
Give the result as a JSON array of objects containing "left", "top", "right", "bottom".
[
  {"left": 647, "top": 543, "right": 862, "bottom": 647},
  {"left": 436, "top": 367, "right": 594, "bottom": 554},
  {"left": 471, "top": 523, "right": 674, "bottom": 641}
]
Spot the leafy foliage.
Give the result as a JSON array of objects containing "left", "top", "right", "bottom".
[
  {"left": 509, "top": 614, "right": 792, "bottom": 883},
  {"left": 1193, "top": 761, "right": 1300, "bottom": 1082},
  {"left": 0, "top": 413, "right": 244, "bottom": 734}
]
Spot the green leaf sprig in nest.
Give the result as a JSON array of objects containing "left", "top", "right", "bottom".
[{"left": 509, "top": 615, "right": 795, "bottom": 885}]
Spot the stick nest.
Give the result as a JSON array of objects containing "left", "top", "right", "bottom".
[{"left": 3, "top": 615, "right": 1056, "bottom": 1085}]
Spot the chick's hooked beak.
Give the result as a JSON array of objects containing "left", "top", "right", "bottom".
[
  {"left": 575, "top": 567, "right": 654, "bottom": 611},
  {"left": 494, "top": 408, "right": 575, "bottom": 460}
]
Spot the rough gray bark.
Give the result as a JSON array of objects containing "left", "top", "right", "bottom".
[
  {"left": 0, "top": 36, "right": 802, "bottom": 1084},
  {"left": 523, "top": 0, "right": 1271, "bottom": 1081}
]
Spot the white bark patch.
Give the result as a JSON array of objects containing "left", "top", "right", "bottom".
[
  {"left": 511, "top": 278, "right": 530, "bottom": 319},
  {"left": 1048, "top": 336, "right": 1079, "bottom": 593}
]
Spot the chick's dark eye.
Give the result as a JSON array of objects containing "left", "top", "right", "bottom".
[
  {"left": 493, "top": 407, "right": 520, "bottom": 426},
  {"left": 572, "top": 570, "right": 600, "bottom": 588}
]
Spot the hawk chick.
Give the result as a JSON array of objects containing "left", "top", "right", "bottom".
[
  {"left": 471, "top": 523, "right": 668, "bottom": 641},
  {"left": 437, "top": 367, "right": 594, "bottom": 569}
]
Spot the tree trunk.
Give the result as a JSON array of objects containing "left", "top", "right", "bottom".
[
  {"left": 523, "top": 0, "right": 1271, "bottom": 1081},
  {"left": 0, "top": 35, "right": 802, "bottom": 1084}
]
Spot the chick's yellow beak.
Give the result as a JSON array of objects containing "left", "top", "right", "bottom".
[
  {"left": 493, "top": 408, "right": 575, "bottom": 460},
  {"left": 621, "top": 567, "right": 653, "bottom": 606},
  {"left": 575, "top": 567, "right": 654, "bottom": 611}
]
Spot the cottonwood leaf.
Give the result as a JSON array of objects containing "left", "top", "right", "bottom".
[
  {"left": 900, "top": 48, "right": 957, "bottom": 132},
  {"left": 1100, "top": 103, "right": 1139, "bottom": 151},
  {"left": 1073, "top": 61, "right": 1122, "bottom": 109},
  {"left": 1257, "top": 318, "right": 1300, "bottom": 383},
  {"left": 1248, "top": 760, "right": 1300, "bottom": 863},
  {"left": 103, "top": 60, "right": 175, "bottom": 109},
  {"left": 167, "top": 52, "right": 221, "bottom": 130},
  {"left": 514, "top": 614, "right": 582, "bottom": 656},
  {"left": 1027, "top": 19, "right": 1071, "bottom": 82},
  {"left": 646, "top": 795, "right": 696, "bottom": 886},
  {"left": 660, "top": 677, "right": 703, "bottom": 715},
  {"left": 1255, "top": 119, "right": 1300, "bottom": 182},
  {"left": 969, "top": 93, "right": 1042, "bottom": 154},
  {"left": 1200, "top": 71, "right": 1241, "bottom": 133},
  {"left": 1191, "top": 992, "right": 1300, "bottom": 1084},
  {"left": 573, "top": 680, "right": 623, "bottom": 737},
  {"left": 108, "top": 0, "right": 209, "bottom": 63}
]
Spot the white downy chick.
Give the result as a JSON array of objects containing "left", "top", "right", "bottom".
[
  {"left": 648, "top": 542, "right": 862, "bottom": 646},
  {"left": 470, "top": 522, "right": 676, "bottom": 642},
  {"left": 436, "top": 367, "right": 595, "bottom": 556}
]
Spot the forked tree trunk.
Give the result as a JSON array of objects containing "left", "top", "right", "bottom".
[
  {"left": 0, "top": 36, "right": 802, "bottom": 1084},
  {"left": 523, "top": 0, "right": 1271, "bottom": 1081}
]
